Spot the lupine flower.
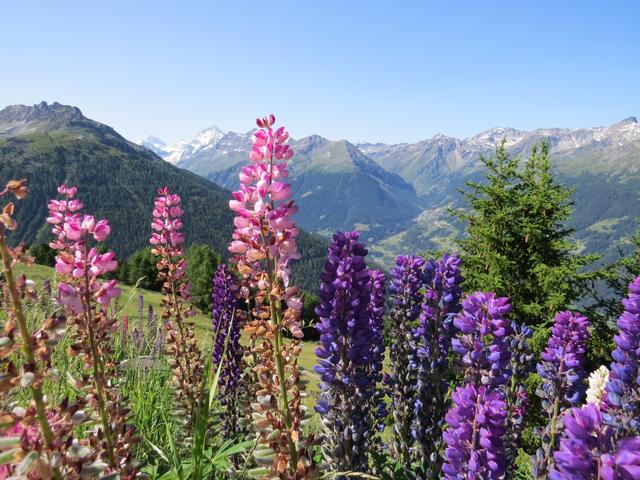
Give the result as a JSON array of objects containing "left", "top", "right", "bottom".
[
  {"left": 505, "top": 322, "right": 534, "bottom": 474},
  {"left": 228, "top": 115, "right": 315, "bottom": 478},
  {"left": 367, "top": 268, "right": 387, "bottom": 434},
  {"left": 387, "top": 255, "right": 425, "bottom": 464},
  {"left": 605, "top": 277, "right": 640, "bottom": 436},
  {"left": 551, "top": 403, "right": 640, "bottom": 479},
  {"left": 452, "top": 291, "right": 513, "bottom": 386},
  {"left": 412, "top": 254, "right": 463, "bottom": 479},
  {"left": 47, "top": 186, "right": 121, "bottom": 313},
  {"left": 211, "top": 264, "right": 245, "bottom": 437},
  {"left": 47, "top": 184, "right": 137, "bottom": 476},
  {"left": 442, "top": 384, "right": 507, "bottom": 480},
  {"left": 534, "top": 311, "right": 590, "bottom": 479},
  {"left": 587, "top": 366, "right": 610, "bottom": 406},
  {"left": 315, "top": 230, "right": 383, "bottom": 473},
  {"left": 150, "top": 187, "right": 202, "bottom": 437}
]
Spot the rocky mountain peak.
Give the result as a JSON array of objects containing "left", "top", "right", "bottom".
[{"left": 0, "top": 101, "right": 86, "bottom": 136}]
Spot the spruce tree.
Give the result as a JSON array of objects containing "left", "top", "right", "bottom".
[{"left": 453, "top": 140, "right": 598, "bottom": 328}]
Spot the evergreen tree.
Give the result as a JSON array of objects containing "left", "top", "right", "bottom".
[
  {"left": 120, "top": 247, "right": 163, "bottom": 291},
  {"left": 185, "top": 244, "right": 221, "bottom": 313},
  {"left": 453, "top": 140, "right": 598, "bottom": 329}
]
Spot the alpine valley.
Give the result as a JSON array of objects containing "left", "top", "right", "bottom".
[{"left": 142, "top": 115, "right": 640, "bottom": 266}]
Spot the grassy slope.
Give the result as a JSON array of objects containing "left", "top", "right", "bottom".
[{"left": 16, "top": 262, "right": 322, "bottom": 404}]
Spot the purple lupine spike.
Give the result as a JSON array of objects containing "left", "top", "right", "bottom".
[
  {"left": 442, "top": 384, "right": 507, "bottom": 480},
  {"left": 367, "top": 269, "right": 387, "bottom": 432},
  {"left": 211, "top": 264, "right": 244, "bottom": 436},
  {"left": 605, "top": 277, "right": 640, "bottom": 437},
  {"left": 412, "top": 253, "right": 463, "bottom": 479},
  {"left": 452, "top": 291, "right": 513, "bottom": 386},
  {"left": 314, "top": 230, "right": 382, "bottom": 473},
  {"left": 534, "top": 311, "right": 590, "bottom": 479},
  {"left": 387, "top": 255, "right": 425, "bottom": 465},
  {"left": 551, "top": 403, "right": 640, "bottom": 479},
  {"left": 505, "top": 322, "right": 534, "bottom": 474}
]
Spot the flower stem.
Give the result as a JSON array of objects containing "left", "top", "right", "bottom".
[
  {"left": 82, "top": 261, "right": 116, "bottom": 468},
  {"left": 0, "top": 232, "right": 63, "bottom": 480}
]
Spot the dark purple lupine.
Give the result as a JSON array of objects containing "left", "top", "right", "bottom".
[
  {"left": 605, "top": 277, "right": 640, "bottom": 437},
  {"left": 534, "top": 311, "right": 590, "bottom": 479},
  {"left": 452, "top": 291, "right": 513, "bottom": 387},
  {"left": 505, "top": 322, "right": 534, "bottom": 476},
  {"left": 314, "top": 230, "right": 382, "bottom": 473},
  {"left": 551, "top": 403, "right": 640, "bottom": 479},
  {"left": 442, "top": 291, "right": 512, "bottom": 480},
  {"left": 442, "top": 383, "right": 507, "bottom": 480},
  {"left": 367, "top": 269, "right": 387, "bottom": 434},
  {"left": 412, "top": 254, "right": 463, "bottom": 479},
  {"left": 387, "top": 255, "right": 425, "bottom": 464},
  {"left": 211, "top": 264, "right": 244, "bottom": 436}
]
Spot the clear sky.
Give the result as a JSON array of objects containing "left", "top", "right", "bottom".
[{"left": 1, "top": 1, "right": 639, "bottom": 144}]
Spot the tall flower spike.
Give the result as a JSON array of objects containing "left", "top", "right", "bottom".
[
  {"left": 47, "top": 184, "right": 138, "bottom": 477},
  {"left": 314, "top": 231, "right": 383, "bottom": 474},
  {"left": 387, "top": 255, "right": 425, "bottom": 467},
  {"left": 211, "top": 264, "right": 246, "bottom": 437},
  {"left": 442, "top": 384, "right": 508, "bottom": 480},
  {"left": 605, "top": 277, "right": 640, "bottom": 437},
  {"left": 228, "top": 115, "right": 315, "bottom": 478},
  {"left": 412, "top": 253, "right": 463, "bottom": 479},
  {"left": 551, "top": 403, "right": 640, "bottom": 479},
  {"left": 367, "top": 269, "right": 387, "bottom": 435},
  {"left": 150, "top": 186, "right": 203, "bottom": 440},
  {"left": 504, "top": 322, "right": 534, "bottom": 476},
  {"left": 533, "top": 310, "right": 589, "bottom": 479},
  {"left": 452, "top": 291, "right": 513, "bottom": 387}
]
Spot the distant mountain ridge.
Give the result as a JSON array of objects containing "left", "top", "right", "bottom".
[{"left": 142, "top": 116, "right": 640, "bottom": 265}]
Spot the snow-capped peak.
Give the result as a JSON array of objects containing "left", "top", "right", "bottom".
[{"left": 138, "top": 125, "right": 227, "bottom": 164}]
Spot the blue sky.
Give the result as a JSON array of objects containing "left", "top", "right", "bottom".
[{"left": 1, "top": 1, "right": 639, "bottom": 143}]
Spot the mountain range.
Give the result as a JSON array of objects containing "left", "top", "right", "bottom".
[
  {"left": 142, "top": 116, "right": 640, "bottom": 265},
  {"left": 0, "top": 102, "right": 327, "bottom": 293}
]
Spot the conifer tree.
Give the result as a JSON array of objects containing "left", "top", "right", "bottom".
[{"left": 453, "top": 140, "right": 598, "bottom": 328}]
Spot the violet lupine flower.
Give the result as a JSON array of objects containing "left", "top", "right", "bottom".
[
  {"left": 211, "top": 264, "right": 244, "bottom": 436},
  {"left": 505, "top": 322, "right": 534, "bottom": 475},
  {"left": 452, "top": 291, "right": 513, "bottom": 387},
  {"left": 314, "top": 230, "right": 382, "bottom": 473},
  {"left": 387, "top": 255, "right": 425, "bottom": 464},
  {"left": 605, "top": 277, "right": 640, "bottom": 436},
  {"left": 442, "top": 383, "right": 507, "bottom": 480},
  {"left": 367, "top": 269, "right": 387, "bottom": 433},
  {"left": 534, "top": 310, "right": 590, "bottom": 479},
  {"left": 551, "top": 403, "right": 640, "bottom": 479},
  {"left": 412, "top": 254, "right": 463, "bottom": 479}
]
